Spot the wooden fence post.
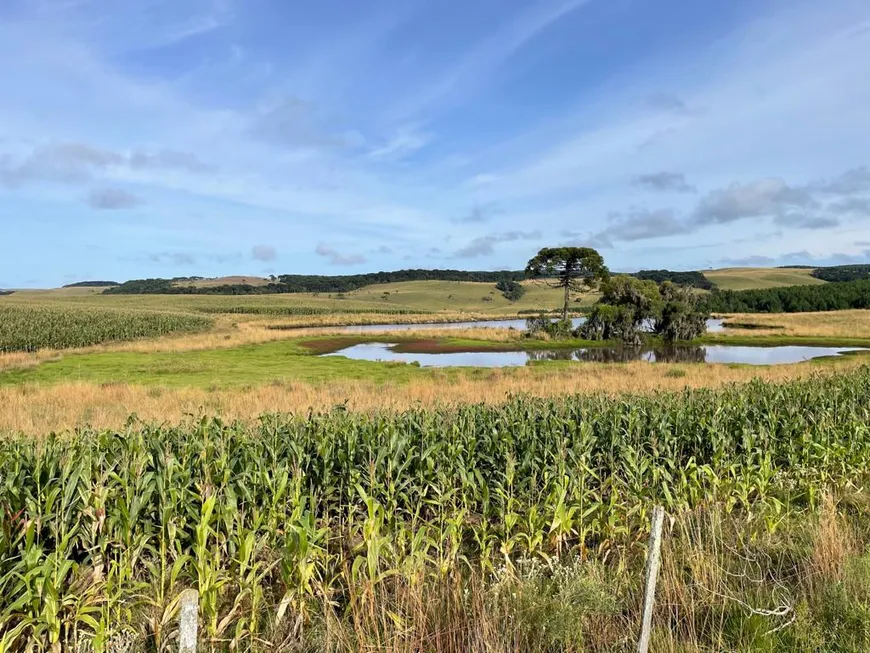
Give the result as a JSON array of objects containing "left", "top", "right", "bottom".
[
  {"left": 636, "top": 505, "right": 665, "bottom": 653},
  {"left": 178, "top": 589, "right": 199, "bottom": 653}
]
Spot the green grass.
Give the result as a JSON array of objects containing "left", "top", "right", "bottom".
[
  {"left": 704, "top": 267, "right": 825, "bottom": 290},
  {"left": 0, "top": 338, "right": 437, "bottom": 387},
  {"left": 4, "top": 329, "right": 869, "bottom": 389}
]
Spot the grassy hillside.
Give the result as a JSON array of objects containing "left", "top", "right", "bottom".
[
  {"left": 346, "top": 279, "right": 595, "bottom": 314},
  {"left": 704, "top": 267, "right": 824, "bottom": 290},
  {"left": 175, "top": 275, "right": 271, "bottom": 288}
]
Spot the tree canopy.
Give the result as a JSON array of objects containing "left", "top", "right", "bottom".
[
  {"left": 811, "top": 265, "right": 870, "bottom": 283},
  {"left": 704, "top": 279, "right": 870, "bottom": 313},
  {"left": 525, "top": 247, "right": 609, "bottom": 319},
  {"left": 581, "top": 276, "right": 662, "bottom": 345},
  {"left": 581, "top": 276, "right": 708, "bottom": 344}
]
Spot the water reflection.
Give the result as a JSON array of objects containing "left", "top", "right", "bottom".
[
  {"left": 526, "top": 346, "right": 707, "bottom": 364},
  {"left": 323, "top": 342, "right": 864, "bottom": 368},
  {"left": 342, "top": 317, "right": 725, "bottom": 333}
]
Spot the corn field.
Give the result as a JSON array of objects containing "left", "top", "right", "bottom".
[
  {"left": 2, "top": 369, "right": 870, "bottom": 650},
  {"left": 0, "top": 305, "right": 213, "bottom": 352}
]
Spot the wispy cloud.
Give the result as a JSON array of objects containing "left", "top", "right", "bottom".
[
  {"left": 633, "top": 172, "right": 695, "bottom": 193},
  {"left": 315, "top": 243, "right": 367, "bottom": 266},
  {"left": 452, "top": 230, "right": 541, "bottom": 259},
  {"left": 368, "top": 126, "right": 432, "bottom": 160},
  {"left": 251, "top": 245, "right": 277, "bottom": 262}
]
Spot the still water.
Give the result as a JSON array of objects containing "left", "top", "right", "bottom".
[
  {"left": 342, "top": 318, "right": 726, "bottom": 333},
  {"left": 323, "top": 342, "right": 864, "bottom": 368}
]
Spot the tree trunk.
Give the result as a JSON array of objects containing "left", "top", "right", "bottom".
[{"left": 562, "top": 280, "right": 570, "bottom": 322}]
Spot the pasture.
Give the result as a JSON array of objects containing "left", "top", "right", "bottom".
[{"left": 703, "top": 266, "right": 824, "bottom": 290}]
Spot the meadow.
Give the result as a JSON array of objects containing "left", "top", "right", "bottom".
[
  {"left": 702, "top": 267, "right": 824, "bottom": 291},
  {"left": 2, "top": 370, "right": 870, "bottom": 651}
]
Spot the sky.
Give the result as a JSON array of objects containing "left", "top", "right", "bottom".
[{"left": 1, "top": 0, "right": 870, "bottom": 288}]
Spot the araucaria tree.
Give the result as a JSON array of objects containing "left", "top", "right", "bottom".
[{"left": 525, "top": 247, "right": 610, "bottom": 320}]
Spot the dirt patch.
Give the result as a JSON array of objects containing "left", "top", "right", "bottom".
[
  {"left": 723, "top": 322, "right": 785, "bottom": 330},
  {"left": 391, "top": 340, "right": 518, "bottom": 354},
  {"left": 299, "top": 337, "right": 369, "bottom": 354}
]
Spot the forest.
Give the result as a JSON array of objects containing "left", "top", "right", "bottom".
[
  {"left": 811, "top": 264, "right": 870, "bottom": 282},
  {"left": 705, "top": 278, "right": 870, "bottom": 313}
]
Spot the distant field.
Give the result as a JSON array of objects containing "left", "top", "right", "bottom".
[
  {"left": 176, "top": 275, "right": 271, "bottom": 288},
  {"left": 346, "top": 279, "right": 594, "bottom": 314},
  {"left": 7, "top": 280, "right": 586, "bottom": 316},
  {"left": 703, "top": 267, "right": 824, "bottom": 290},
  {"left": 3, "top": 291, "right": 410, "bottom": 316},
  {"left": 5, "top": 268, "right": 833, "bottom": 315}
]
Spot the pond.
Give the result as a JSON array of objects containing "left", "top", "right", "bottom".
[
  {"left": 341, "top": 318, "right": 726, "bottom": 333},
  {"left": 322, "top": 342, "right": 865, "bottom": 368}
]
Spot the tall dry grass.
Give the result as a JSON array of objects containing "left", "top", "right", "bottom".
[
  {"left": 1, "top": 357, "right": 865, "bottom": 436},
  {"left": 721, "top": 309, "right": 870, "bottom": 338},
  {"left": 273, "top": 504, "right": 870, "bottom": 652}
]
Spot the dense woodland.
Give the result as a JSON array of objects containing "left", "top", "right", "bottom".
[
  {"left": 811, "top": 264, "right": 870, "bottom": 282},
  {"left": 705, "top": 278, "right": 870, "bottom": 313}
]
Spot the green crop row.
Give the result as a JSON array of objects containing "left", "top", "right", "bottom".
[
  {"left": 2, "top": 369, "right": 870, "bottom": 649},
  {"left": 0, "top": 304, "right": 213, "bottom": 352}
]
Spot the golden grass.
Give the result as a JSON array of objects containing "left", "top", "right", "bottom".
[
  {"left": 178, "top": 275, "right": 270, "bottom": 287},
  {"left": 704, "top": 266, "right": 823, "bottom": 290},
  {"left": 721, "top": 309, "right": 870, "bottom": 338},
  {"left": 2, "top": 357, "right": 865, "bottom": 436}
]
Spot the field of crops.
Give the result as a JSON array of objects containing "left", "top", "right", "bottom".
[
  {"left": 0, "top": 304, "right": 213, "bottom": 352},
  {"left": 2, "top": 369, "right": 870, "bottom": 650}
]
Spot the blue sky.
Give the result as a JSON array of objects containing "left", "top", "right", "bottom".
[{"left": 1, "top": 0, "right": 870, "bottom": 287}]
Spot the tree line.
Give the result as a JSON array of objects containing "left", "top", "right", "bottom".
[
  {"left": 633, "top": 269, "right": 714, "bottom": 290},
  {"left": 105, "top": 270, "right": 530, "bottom": 295},
  {"left": 62, "top": 281, "right": 120, "bottom": 288},
  {"left": 704, "top": 279, "right": 870, "bottom": 313},
  {"left": 811, "top": 265, "right": 870, "bottom": 283},
  {"left": 105, "top": 268, "right": 712, "bottom": 295}
]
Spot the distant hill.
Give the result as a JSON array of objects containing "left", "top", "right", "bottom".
[
  {"left": 105, "top": 270, "right": 529, "bottom": 295},
  {"left": 702, "top": 267, "right": 823, "bottom": 291},
  {"left": 175, "top": 276, "right": 271, "bottom": 288},
  {"left": 633, "top": 270, "right": 714, "bottom": 290},
  {"left": 0, "top": 290, "right": 13, "bottom": 296},
  {"left": 62, "top": 281, "right": 120, "bottom": 288},
  {"left": 104, "top": 268, "right": 715, "bottom": 295}
]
